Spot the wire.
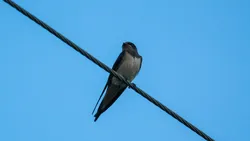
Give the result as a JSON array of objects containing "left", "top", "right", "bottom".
[{"left": 3, "top": 0, "right": 215, "bottom": 141}]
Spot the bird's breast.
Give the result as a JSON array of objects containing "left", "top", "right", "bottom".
[{"left": 112, "top": 53, "right": 141, "bottom": 85}]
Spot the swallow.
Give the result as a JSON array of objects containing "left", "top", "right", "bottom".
[{"left": 92, "top": 42, "right": 143, "bottom": 122}]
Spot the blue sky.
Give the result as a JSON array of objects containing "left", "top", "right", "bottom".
[{"left": 1, "top": 0, "right": 249, "bottom": 141}]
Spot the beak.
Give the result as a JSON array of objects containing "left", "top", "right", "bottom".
[
  {"left": 122, "top": 42, "right": 128, "bottom": 50},
  {"left": 122, "top": 42, "right": 127, "bottom": 47}
]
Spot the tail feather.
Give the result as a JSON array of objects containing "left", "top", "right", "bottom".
[
  {"left": 93, "top": 85, "right": 127, "bottom": 122},
  {"left": 92, "top": 84, "right": 108, "bottom": 115},
  {"left": 94, "top": 112, "right": 101, "bottom": 122}
]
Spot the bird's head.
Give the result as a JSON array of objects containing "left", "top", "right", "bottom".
[{"left": 122, "top": 42, "right": 138, "bottom": 53}]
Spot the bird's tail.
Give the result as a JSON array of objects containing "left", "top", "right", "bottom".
[{"left": 94, "top": 112, "right": 101, "bottom": 122}]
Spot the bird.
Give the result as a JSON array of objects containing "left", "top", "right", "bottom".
[{"left": 92, "top": 42, "right": 143, "bottom": 122}]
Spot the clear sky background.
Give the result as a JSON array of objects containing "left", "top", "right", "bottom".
[{"left": 1, "top": 0, "right": 249, "bottom": 141}]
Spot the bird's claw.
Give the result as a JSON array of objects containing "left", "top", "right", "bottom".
[{"left": 129, "top": 83, "right": 136, "bottom": 89}]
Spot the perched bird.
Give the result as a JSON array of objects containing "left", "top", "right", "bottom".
[{"left": 92, "top": 42, "right": 143, "bottom": 122}]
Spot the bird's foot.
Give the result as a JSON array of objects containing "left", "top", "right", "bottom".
[{"left": 129, "top": 83, "right": 136, "bottom": 89}]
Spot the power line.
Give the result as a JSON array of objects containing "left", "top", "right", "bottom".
[{"left": 3, "top": 0, "right": 214, "bottom": 141}]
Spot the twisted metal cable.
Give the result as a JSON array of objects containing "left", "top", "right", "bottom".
[{"left": 3, "top": 0, "right": 214, "bottom": 141}]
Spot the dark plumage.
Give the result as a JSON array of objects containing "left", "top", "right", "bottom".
[{"left": 92, "top": 42, "right": 143, "bottom": 122}]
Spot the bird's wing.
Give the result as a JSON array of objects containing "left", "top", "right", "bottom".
[
  {"left": 139, "top": 56, "right": 143, "bottom": 72},
  {"left": 94, "top": 84, "right": 127, "bottom": 121},
  {"left": 135, "top": 55, "right": 143, "bottom": 76},
  {"left": 92, "top": 51, "right": 126, "bottom": 114}
]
